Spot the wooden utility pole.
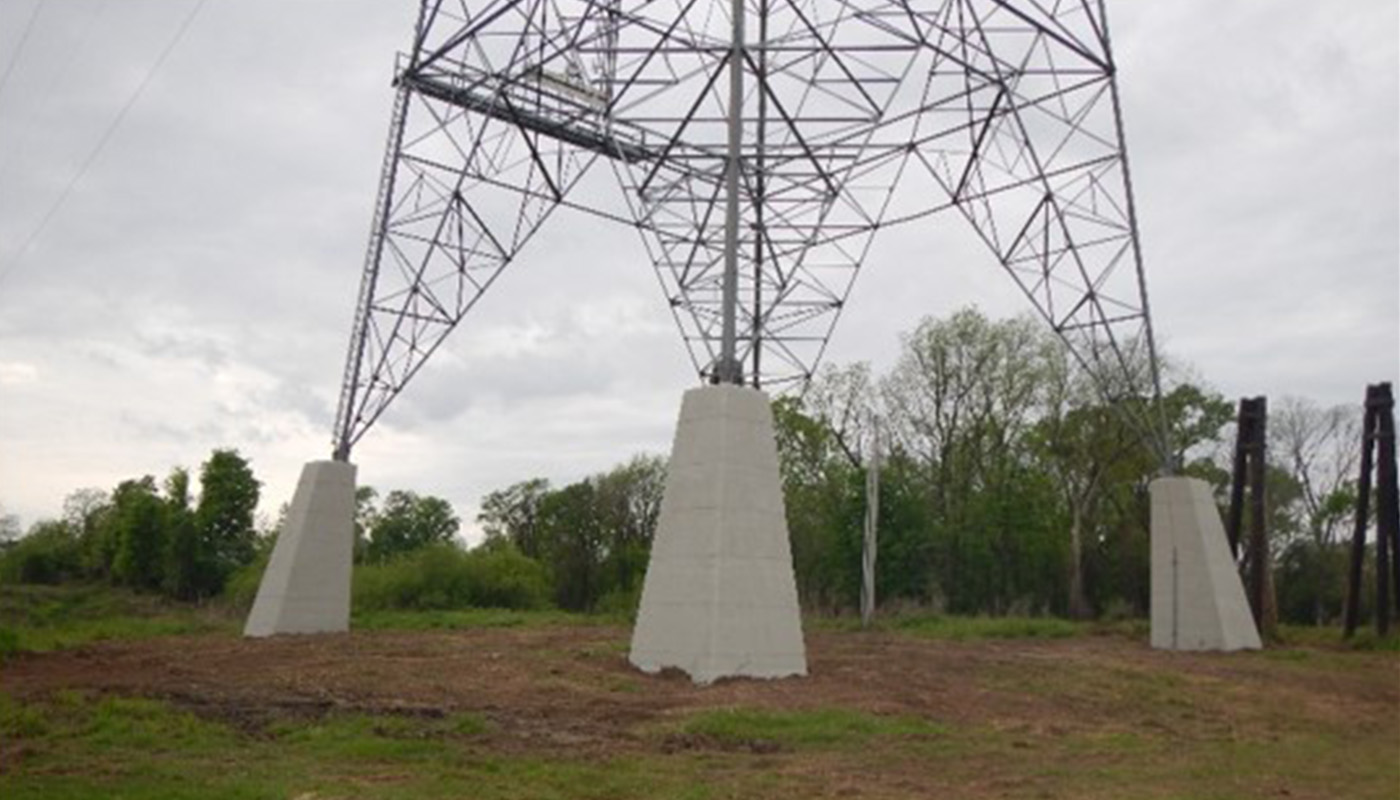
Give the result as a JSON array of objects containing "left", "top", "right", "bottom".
[
  {"left": 1226, "top": 396, "right": 1276, "bottom": 637},
  {"left": 1345, "top": 383, "right": 1400, "bottom": 637},
  {"left": 1375, "top": 384, "right": 1399, "bottom": 635},
  {"left": 1226, "top": 400, "right": 1253, "bottom": 559}
]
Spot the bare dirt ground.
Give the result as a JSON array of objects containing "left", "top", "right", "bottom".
[
  {"left": 3, "top": 625, "right": 1397, "bottom": 797},
  {"left": 0, "top": 625, "right": 1391, "bottom": 746}
]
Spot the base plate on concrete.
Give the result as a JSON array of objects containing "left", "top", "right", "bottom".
[
  {"left": 244, "top": 460, "right": 356, "bottom": 637},
  {"left": 1150, "top": 476, "right": 1261, "bottom": 651},
  {"left": 629, "top": 385, "right": 807, "bottom": 684}
]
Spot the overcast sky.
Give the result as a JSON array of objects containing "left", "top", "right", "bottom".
[{"left": 1, "top": 1, "right": 1396, "bottom": 537}]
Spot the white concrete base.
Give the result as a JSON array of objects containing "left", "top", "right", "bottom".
[
  {"left": 1150, "top": 476, "right": 1261, "bottom": 651},
  {"left": 629, "top": 385, "right": 807, "bottom": 684},
  {"left": 244, "top": 460, "right": 356, "bottom": 637}
]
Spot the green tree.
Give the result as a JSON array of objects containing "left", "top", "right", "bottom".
[
  {"left": 0, "top": 519, "right": 81, "bottom": 584},
  {"left": 1031, "top": 344, "right": 1167, "bottom": 618},
  {"left": 592, "top": 455, "right": 666, "bottom": 608},
  {"left": 478, "top": 457, "right": 665, "bottom": 614},
  {"left": 63, "top": 487, "right": 114, "bottom": 578},
  {"left": 772, "top": 396, "right": 862, "bottom": 610},
  {"left": 194, "top": 449, "right": 261, "bottom": 592},
  {"left": 1073, "top": 382, "right": 1232, "bottom": 617},
  {"left": 869, "top": 449, "right": 936, "bottom": 606},
  {"left": 0, "top": 505, "right": 21, "bottom": 547},
  {"left": 879, "top": 308, "right": 1061, "bottom": 614},
  {"left": 535, "top": 480, "right": 605, "bottom": 611},
  {"left": 111, "top": 477, "right": 168, "bottom": 591},
  {"left": 163, "top": 467, "right": 209, "bottom": 600},
  {"left": 353, "top": 486, "right": 379, "bottom": 564},
  {"left": 367, "top": 491, "right": 460, "bottom": 563},
  {"left": 478, "top": 478, "right": 552, "bottom": 558},
  {"left": 1270, "top": 397, "right": 1362, "bottom": 624}
]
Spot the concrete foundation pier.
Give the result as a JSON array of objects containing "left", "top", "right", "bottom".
[
  {"left": 244, "top": 460, "right": 356, "bottom": 637},
  {"left": 629, "top": 385, "right": 807, "bottom": 684},
  {"left": 1150, "top": 476, "right": 1261, "bottom": 651}
]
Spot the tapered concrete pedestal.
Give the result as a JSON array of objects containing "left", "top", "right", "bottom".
[
  {"left": 244, "top": 460, "right": 356, "bottom": 637},
  {"left": 630, "top": 385, "right": 807, "bottom": 684},
  {"left": 1150, "top": 476, "right": 1261, "bottom": 651}
]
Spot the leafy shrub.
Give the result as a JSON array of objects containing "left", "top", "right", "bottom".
[
  {"left": 595, "top": 583, "right": 643, "bottom": 621},
  {"left": 220, "top": 549, "right": 270, "bottom": 611},
  {"left": 0, "top": 627, "right": 19, "bottom": 663},
  {"left": 353, "top": 543, "right": 550, "bottom": 612},
  {"left": 461, "top": 544, "right": 553, "bottom": 610},
  {"left": 0, "top": 521, "right": 82, "bottom": 585}
]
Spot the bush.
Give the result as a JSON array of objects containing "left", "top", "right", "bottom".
[
  {"left": 0, "top": 627, "right": 19, "bottom": 662},
  {"left": 595, "top": 583, "right": 643, "bottom": 621},
  {"left": 220, "top": 549, "right": 271, "bottom": 611},
  {"left": 0, "top": 522, "right": 82, "bottom": 585},
  {"left": 353, "top": 543, "right": 551, "bottom": 613},
  {"left": 461, "top": 544, "right": 553, "bottom": 610}
]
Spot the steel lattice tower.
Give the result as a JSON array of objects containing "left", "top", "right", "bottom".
[{"left": 331, "top": 0, "right": 1168, "bottom": 463}]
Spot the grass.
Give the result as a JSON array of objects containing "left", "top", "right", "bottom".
[
  {"left": 0, "top": 693, "right": 717, "bottom": 800},
  {"left": 1274, "top": 622, "right": 1400, "bottom": 651},
  {"left": 0, "top": 584, "right": 622, "bottom": 661},
  {"left": 889, "top": 613, "right": 1082, "bottom": 639},
  {"left": 7, "top": 685, "right": 1393, "bottom": 800},
  {"left": 266, "top": 710, "right": 492, "bottom": 761},
  {"left": 814, "top": 611, "right": 1092, "bottom": 640},
  {"left": 0, "top": 584, "right": 233, "bottom": 660},
  {"left": 675, "top": 707, "right": 947, "bottom": 749},
  {"left": 352, "top": 606, "right": 612, "bottom": 631},
  {"left": 5, "top": 583, "right": 1393, "bottom": 661},
  {"left": 1, "top": 586, "right": 1396, "bottom": 799}
]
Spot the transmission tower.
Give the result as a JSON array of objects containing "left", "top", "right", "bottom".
[{"left": 331, "top": 0, "right": 1168, "bottom": 463}]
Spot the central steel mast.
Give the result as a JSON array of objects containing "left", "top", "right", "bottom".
[{"left": 716, "top": 0, "right": 745, "bottom": 385}]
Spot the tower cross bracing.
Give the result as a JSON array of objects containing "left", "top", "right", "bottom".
[{"left": 332, "top": 0, "right": 1168, "bottom": 463}]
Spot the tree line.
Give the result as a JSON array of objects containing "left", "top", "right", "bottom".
[
  {"left": 466, "top": 308, "right": 1385, "bottom": 625},
  {"left": 0, "top": 450, "right": 261, "bottom": 601},
  {"left": 1, "top": 307, "right": 1386, "bottom": 626}
]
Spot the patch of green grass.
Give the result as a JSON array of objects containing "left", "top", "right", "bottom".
[
  {"left": 0, "top": 693, "right": 50, "bottom": 738},
  {"left": 0, "top": 626, "right": 19, "bottom": 660},
  {"left": 1161, "top": 729, "right": 1399, "bottom": 800},
  {"left": 1, "top": 691, "right": 235, "bottom": 755},
  {"left": 0, "top": 584, "right": 232, "bottom": 659},
  {"left": 886, "top": 614, "right": 1081, "bottom": 640},
  {"left": 269, "top": 713, "right": 455, "bottom": 762},
  {"left": 0, "top": 694, "right": 727, "bottom": 800},
  {"left": 813, "top": 612, "right": 1094, "bottom": 640},
  {"left": 85, "top": 696, "right": 236, "bottom": 753},
  {"left": 0, "top": 583, "right": 162, "bottom": 626},
  {"left": 1086, "top": 617, "right": 1151, "bottom": 639},
  {"left": 816, "top": 613, "right": 1160, "bottom": 641},
  {"left": 1260, "top": 647, "right": 1313, "bottom": 662},
  {"left": 677, "top": 707, "right": 945, "bottom": 750},
  {"left": 1334, "top": 630, "right": 1400, "bottom": 652},
  {"left": 907, "top": 716, "right": 1398, "bottom": 799},
  {"left": 2, "top": 616, "right": 228, "bottom": 657},
  {"left": 351, "top": 607, "right": 604, "bottom": 631},
  {"left": 1259, "top": 625, "right": 1400, "bottom": 664},
  {"left": 1273, "top": 623, "right": 1400, "bottom": 651},
  {"left": 269, "top": 709, "right": 492, "bottom": 757}
]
